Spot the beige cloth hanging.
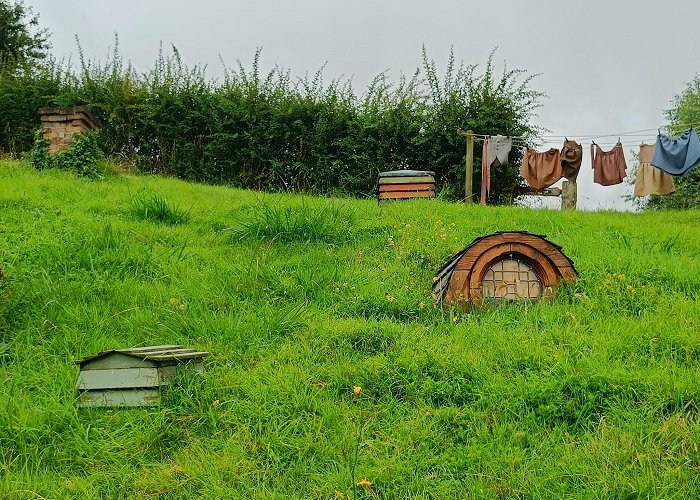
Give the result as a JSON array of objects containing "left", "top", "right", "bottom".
[{"left": 634, "top": 144, "right": 675, "bottom": 196}]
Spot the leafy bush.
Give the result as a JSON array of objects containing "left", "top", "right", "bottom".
[{"left": 29, "top": 128, "right": 105, "bottom": 178}]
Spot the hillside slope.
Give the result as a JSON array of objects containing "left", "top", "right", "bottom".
[{"left": 1, "top": 161, "right": 700, "bottom": 498}]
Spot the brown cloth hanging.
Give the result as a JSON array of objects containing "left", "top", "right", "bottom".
[
  {"left": 560, "top": 139, "right": 582, "bottom": 182},
  {"left": 520, "top": 147, "right": 563, "bottom": 189},
  {"left": 634, "top": 144, "right": 675, "bottom": 196},
  {"left": 591, "top": 141, "right": 627, "bottom": 186}
]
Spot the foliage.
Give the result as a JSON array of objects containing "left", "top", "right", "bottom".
[
  {"left": 644, "top": 75, "right": 700, "bottom": 210},
  {"left": 1, "top": 41, "right": 542, "bottom": 202},
  {"left": 2, "top": 161, "right": 700, "bottom": 497},
  {"left": 0, "top": 0, "right": 49, "bottom": 75},
  {"left": 27, "top": 127, "right": 49, "bottom": 169},
  {"left": 0, "top": 62, "right": 66, "bottom": 154},
  {"left": 29, "top": 129, "right": 105, "bottom": 178}
]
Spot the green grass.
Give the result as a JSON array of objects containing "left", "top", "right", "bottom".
[{"left": 2, "top": 160, "right": 700, "bottom": 498}]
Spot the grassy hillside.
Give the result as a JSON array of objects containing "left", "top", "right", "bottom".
[{"left": 2, "top": 160, "right": 700, "bottom": 498}]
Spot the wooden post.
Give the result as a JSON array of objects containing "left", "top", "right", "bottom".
[
  {"left": 561, "top": 181, "right": 577, "bottom": 211},
  {"left": 458, "top": 130, "right": 474, "bottom": 204}
]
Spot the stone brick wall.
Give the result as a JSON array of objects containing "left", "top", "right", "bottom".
[{"left": 38, "top": 106, "right": 100, "bottom": 153}]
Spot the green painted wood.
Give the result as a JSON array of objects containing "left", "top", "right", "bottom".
[
  {"left": 78, "top": 389, "right": 161, "bottom": 407},
  {"left": 77, "top": 367, "right": 160, "bottom": 390},
  {"left": 81, "top": 352, "right": 158, "bottom": 370},
  {"left": 78, "top": 362, "right": 205, "bottom": 390},
  {"left": 378, "top": 176, "right": 434, "bottom": 185}
]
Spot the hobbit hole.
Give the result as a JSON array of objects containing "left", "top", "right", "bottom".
[{"left": 433, "top": 231, "right": 576, "bottom": 306}]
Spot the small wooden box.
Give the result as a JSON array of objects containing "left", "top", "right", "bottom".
[
  {"left": 378, "top": 170, "right": 436, "bottom": 201},
  {"left": 75, "top": 345, "right": 209, "bottom": 407}
]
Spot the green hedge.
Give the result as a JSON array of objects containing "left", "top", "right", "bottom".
[{"left": 0, "top": 46, "right": 543, "bottom": 201}]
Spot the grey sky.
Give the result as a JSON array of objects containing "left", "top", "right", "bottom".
[{"left": 27, "top": 0, "right": 700, "bottom": 210}]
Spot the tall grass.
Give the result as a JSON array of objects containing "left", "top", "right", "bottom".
[
  {"left": 229, "top": 199, "right": 356, "bottom": 244},
  {"left": 2, "top": 161, "right": 700, "bottom": 497},
  {"left": 130, "top": 192, "right": 190, "bottom": 225}
]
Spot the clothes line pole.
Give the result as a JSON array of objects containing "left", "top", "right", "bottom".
[
  {"left": 480, "top": 137, "right": 488, "bottom": 206},
  {"left": 458, "top": 129, "right": 474, "bottom": 204}
]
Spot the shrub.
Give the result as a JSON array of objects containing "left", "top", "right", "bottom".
[{"left": 29, "top": 129, "right": 105, "bottom": 178}]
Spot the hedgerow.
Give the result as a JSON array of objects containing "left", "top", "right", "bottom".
[{"left": 1, "top": 43, "right": 544, "bottom": 201}]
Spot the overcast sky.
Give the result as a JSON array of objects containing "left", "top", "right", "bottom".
[{"left": 27, "top": 0, "right": 700, "bottom": 210}]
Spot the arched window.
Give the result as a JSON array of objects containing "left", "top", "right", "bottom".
[{"left": 481, "top": 258, "right": 542, "bottom": 301}]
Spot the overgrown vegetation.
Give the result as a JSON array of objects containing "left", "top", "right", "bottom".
[
  {"left": 2, "top": 161, "right": 700, "bottom": 497},
  {"left": 29, "top": 129, "right": 105, "bottom": 178},
  {"left": 0, "top": 39, "right": 542, "bottom": 202}
]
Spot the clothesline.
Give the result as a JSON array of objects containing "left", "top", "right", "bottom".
[
  {"left": 468, "top": 121, "right": 700, "bottom": 143},
  {"left": 479, "top": 126, "right": 700, "bottom": 201}
]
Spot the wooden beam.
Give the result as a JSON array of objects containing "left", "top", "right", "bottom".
[
  {"left": 518, "top": 187, "right": 562, "bottom": 197},
  {"left": 458, "top": 130, "right": 474, "bottom": 204}
]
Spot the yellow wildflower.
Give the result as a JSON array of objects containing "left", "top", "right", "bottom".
[
  {"left": 452, "top": 315, "right": 459, "bottom": 323},
  {"left": 357, "top": 479, "right": 372, "bottom": 488},
  {"left": 212, "top": 399, "right": 220, "bottom": 406},
  {"left": 385, "top": 293, "right": 395, "bottom": 303},
  {"left": 419, "top": 301, "right": 425, "bottom": 310},
  {"left": 433, "top": 276, "right": 439, "bottom": 282},
  {"left": 353, "top": 386, "right": 362, "bottom": 395},
  {"left": 169, "top": 297, "right": 178, "bottom": 305},
  {"left": 335, "top": 491, "right": 346, "bottom": 498}
]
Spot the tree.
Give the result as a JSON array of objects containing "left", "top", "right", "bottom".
[
  {"left": 645, "top": 75, "right": 700, "bottom": 210},
  {"left": 0, "top": 0, "right": 50, "bottom": 74}
]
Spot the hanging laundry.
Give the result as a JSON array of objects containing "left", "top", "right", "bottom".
[
  {"left": 487, "top": 135, "right": 513, "bottom": 167},
  {"left": 651, "top": 128, "right": 700, "bottom": 176},
  {"left": 560, "top": 139, "right": 582, "bottom": 182},
  {"left": 634, "top": 144, "right": 675, "bottom": 197},
  {"left": 520, "top": 148, "right": 562, "bottom": 189},
  {"left": 591, "top": 141, "right": 627, "bottom": 186}
]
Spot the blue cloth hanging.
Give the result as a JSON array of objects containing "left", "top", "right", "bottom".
[{"left": 651, "top": 128, "right": 700, "bottom": 176}]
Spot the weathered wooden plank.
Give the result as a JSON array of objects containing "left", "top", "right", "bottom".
[
  {"left": 378, "top": 190, "right": 436, "bottom": 200},
  {"left": 518, "top": 187, "right": 562, "bottom": 197},
  {"left": 78, "top": 389, "right": 161, "bottom": 407},
  {"left": 379, "top": 183, "right": 435, "bottom": 192},
  {"left": 378, "top": 176, "right": 435, "bottom": 185},
  {"left": 77, "top": 367, "right": 160, "bottom": 390},
  {"left": 119, "top": 345, "right": 183, "bottom": 353},
  {"left": 80, "top": 352, "right": 158, "bottom": 370}
]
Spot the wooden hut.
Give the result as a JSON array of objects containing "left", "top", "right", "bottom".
[
  {"left": 433, "top": 231, "right": 577, "bottom": 306},
  {"left": 75, "top": 345, "right": 209, "bottom": 407}
]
